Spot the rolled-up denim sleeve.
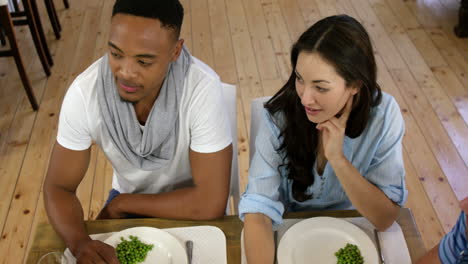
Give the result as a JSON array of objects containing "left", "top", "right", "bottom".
[
  {"left": 365, "top": 97, "right": 408, "bottom": 206},
  {"left": 238, "top": 109, "right": 286, "bottom": 226},
  {"left": 438, "top": 212, "right": 467, "bottom": 263}
]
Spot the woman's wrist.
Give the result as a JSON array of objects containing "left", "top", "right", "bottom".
[{"left": 327, "top": 153, "right": 348, "bottom": 167}]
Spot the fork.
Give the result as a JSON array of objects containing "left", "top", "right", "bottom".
[
  {"left": 185, "top": 240, "right": 193, "bottom": 264},
  {"left": 373, "top": 229, "right": 385, "bottom": 264},
  {"left": 273, "top": 230, "right": 278, "bottom": 264}
]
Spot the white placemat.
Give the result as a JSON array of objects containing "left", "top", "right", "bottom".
[
  {"left": 63, "top": 225, "right": 227, "bottom": 264},
  {"left": 241, "top": 217, "right": 412, "bottom": 264}
]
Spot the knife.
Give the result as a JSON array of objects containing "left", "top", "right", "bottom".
[
  {"left": 185, "top": 240, "right": 193, "bottom": 264},
  {"left": 374, "top": 229, "right": 385, "bottom": 264}
]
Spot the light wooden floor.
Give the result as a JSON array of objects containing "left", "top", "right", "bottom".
[{"left": 0, "top": 0, "right": 466, "bottom": 262}]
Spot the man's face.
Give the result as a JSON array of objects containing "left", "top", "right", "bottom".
[{"left": 108, "top": 14, "right": 183, "bottom": 104}]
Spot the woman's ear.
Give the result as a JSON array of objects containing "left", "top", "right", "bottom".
[{"left": 350, "top": 80, "right": 362, "bottom": 96}]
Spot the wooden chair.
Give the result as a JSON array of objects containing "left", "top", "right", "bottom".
[
  {"left": 0, "top": 2, "right": 39, "bottom": 110},
  {"left": 9, "top": 0, "right": 63, "bottom": 39},
  {"left": 5, "top": 0, "right": 54, "bottom": 77}
]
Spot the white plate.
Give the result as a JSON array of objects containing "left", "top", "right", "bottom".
[
  {"left": 278, "top": 217, "right": 378, "bottom": 264},
  {"left": 104, "top": 226, "right": 188, "bottom": 264}
]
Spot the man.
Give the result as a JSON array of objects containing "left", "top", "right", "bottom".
[
  {"left": 417, "top": 197, "right": 468, "bottom": 264},
  {"left": 43, "top": 0, "right": 233, "bottom": 262}
]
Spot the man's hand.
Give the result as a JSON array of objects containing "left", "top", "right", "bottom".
[
  {"left": 73, "top": 239, "right": 120, "bottom": 264},
  {"left": 96, "top": 196, "right": 127, "bottom": 219}
]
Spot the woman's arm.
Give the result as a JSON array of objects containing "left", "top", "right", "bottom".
[
  {"left": 329, "top": 157, "right": 400, "bottom": 230},
  {"left": 317, "top": 96, "right": 401, "bottom": 230},
  {"left": 416, "top": 244, "right": 441, "bottom": 264},
  {"left": 244, "top": 213, "right": 275, "bottom": 264}
]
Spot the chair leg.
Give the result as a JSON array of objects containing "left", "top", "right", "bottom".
[
  {"left": 23, "top": 0, "right": 50, "bottom": 76},
  {"left": 0, "top": 29, "right": 6, "bottom": 46},
  {"left": 50, "top": 0, "right": 61, "bottom": 31},
  {"left": 63, "top": 0, "right": 69, "bottom": 9},
  {"left": 11, "top": 0, "right": 20, "bottom": 12},
  {"left": 0, "top": 6, "right": 39, "bottom": 111},
  {"left": 28, "top": 0, "right": 54, "bottom": 67},
  {"left": 44, "top": 0, "right": 61, "bottom": 39},
  {"left": 30, "top": 0, "right": 54, "bottom": 64}
]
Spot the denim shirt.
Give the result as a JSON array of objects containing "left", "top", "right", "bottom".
[
  {"left": 238, "top": 92, "right": 408, "bottom": 226},
  {"left": 439, "top": 212, "right": 468, "bottom": 264}
]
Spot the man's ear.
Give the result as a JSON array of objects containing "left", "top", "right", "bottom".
[{"left": 171, "top": 39, "right": 184, "bottom": 62}]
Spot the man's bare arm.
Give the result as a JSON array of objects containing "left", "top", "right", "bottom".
[
  {"left": 43, "top": 142, "right": 119, "bottom": 263},
  {"left": 104, "top": 144, "right": 233, "bottom": 220}
]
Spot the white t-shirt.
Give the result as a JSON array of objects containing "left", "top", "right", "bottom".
[{"left": 57, "top": 56, "right": 232, "bottom": 194}]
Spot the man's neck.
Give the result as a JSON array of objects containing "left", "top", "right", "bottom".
[{"left": 134, "top": 85, "right": 162, "bottom": 125}]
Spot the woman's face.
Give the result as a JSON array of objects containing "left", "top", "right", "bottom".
[{"left": 295, "top": 52, "right": 358, "bottom": 124}]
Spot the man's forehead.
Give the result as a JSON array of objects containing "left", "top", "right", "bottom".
[
  {"left": 111, "top": 13, "right": 174, "bottom": 39},
  {"left": 109, "top": 14, "right": 175, "bottom": 52}
]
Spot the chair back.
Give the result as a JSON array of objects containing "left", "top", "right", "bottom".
[
  {"left": 249, "top": 96, "right": 272, "bottom": 161},
  {"left": 221, "top": 83, "right": 239, "bottom": 215}
]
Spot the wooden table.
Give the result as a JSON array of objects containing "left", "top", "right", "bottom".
[{"left": 26, "top": 208, "right": 426, "bottom": 264}]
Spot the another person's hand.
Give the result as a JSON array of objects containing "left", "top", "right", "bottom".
[
  {"left": 74, "top": 239, "right": 119, "bottom": 264},
  {"left": 316, "top": 96, "right": 353, "bottom": 162},
  {"left": 460, "top": 197, "right": 468, "bottom": 237}
]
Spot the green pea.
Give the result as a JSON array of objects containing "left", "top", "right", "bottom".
[
  {"left": 115, "top": 235, "right": 154, "bottom": 264},
  {"left": 335, "top": 243, "right": 364, "bottom": 264}
]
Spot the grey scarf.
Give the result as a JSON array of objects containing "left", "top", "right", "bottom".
[{"left": 96, "top": 46, "right": 193, "bottom": 170}]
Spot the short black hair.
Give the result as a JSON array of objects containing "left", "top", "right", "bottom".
[{"left": 112, "top": 0, "right": 184, "bottom": 39}]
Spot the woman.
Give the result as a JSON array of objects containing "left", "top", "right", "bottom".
[{"left": 239, "top": 15, "right": 408, "bottom": 263}]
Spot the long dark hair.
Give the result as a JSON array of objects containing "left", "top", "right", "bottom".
[{"left": 265, "top": 15, "right": 382, "bottom": 201}]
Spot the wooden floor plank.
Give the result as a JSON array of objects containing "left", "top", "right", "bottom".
[
  {"left": 350, "top": 0, "right": 408, "bottom": 70},
  {"left": 295, "top": 0, "right": 322, "bottom": 27},
  {"left": 403, "top": 148, "right": 446, "bottom": 250},
  {"left": 207, "top": 0, "right": 238, "bottom": 84},
  {"left": 368, "top": 0, "right": 468, "bottom": 196},
  {"left": 225, "top": 0, "right": 265, "bottom": 138},
  {"left": 260, "top": 0, "right": 293, "bottom": 82},
  {"left": 335, "top": 0, "right": 360, "bottom": 19},
  {"left": 404, "top": 0, "right": 468, "bottom": 63},
  {"left": 242, "top": 0, "right": 279, "bottom": 80},
  {"left": 390, "top": 68, "right": 461, "bottom": 232},
  {"left": 385, "top": 0, "right": 468, "bottom": 127},
  {"left": 431, "top": 66, "right": 468, "bottom": 124},
  {"left": 0, "top": 37, "right": 47, "bottom": 235},
  {"left": 314, "top": 0, "right": 339, "bottom": 20},
  {"left": 0, "top": 0, "right": 62, "bottom": 240},
  {"left": 179, "top": 0, "right": 193, "bottom": 52},
  {"left": 191, "top": 0, "right": 215, "bottom": 68},
  {"left": 207, "top": 0, "right": 250, "bottom": 195},
  {"left": 276, "top": 0, "right": 307, "bottom": 42},
  {"left": 374, "top": 53, "right": 458, "bottom": 238}
]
